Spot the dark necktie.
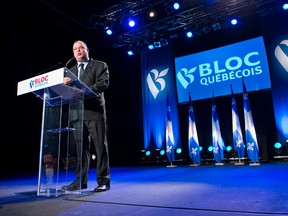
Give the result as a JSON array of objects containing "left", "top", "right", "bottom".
[{"left": 78, "top": 63, "right": 84, "bottom": 79}]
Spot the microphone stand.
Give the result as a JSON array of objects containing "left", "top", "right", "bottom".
[
  {"left": 65, "top": 57, "right": 75, "bottom": 69},
  {"left": 35, "top": 62, "right": 62, "bottom": 76}
]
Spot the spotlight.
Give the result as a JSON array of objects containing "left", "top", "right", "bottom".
[
  {"left": 273, "top": 141, "right": 288, "bottom": 157},
  {"left": 231, "top": 18, "right": 238, "bottom": 25},
  {"left": 127, "top": 50, "right": 134, "bottom": 56},
  {"left": 283, "top": 3, "right": 288, "bottom": 10},
  {"left": 273, "top": 141, "right": 288, "bottom": 160},
  {"left": 274, "top": 142, "right": 282, "bottom": 149},
  {"left": 128, "top": 19, "right": 136, "bottom": 28},
  {"left": 226, "top": 146, "right": 232, "bottom": 152},
  {"left": 148, "top": 9, "right": 156, "bottom": 18},
  {"left": 174, "top": 147, "right": 183, "bottom": 162},
  {"left": 274, "top": 142, "right": 283, "bottom": 155},
  {"left": 141, "top": 149, "right": 152, "bottom": 162},
  {"left": 154, "top": 149, "right": 167, "bottom": 163},
  {"left": 173, "top": 2, "right": 180, "bottom": 10},
  {"left": 186, "top": 31, "right": 193, "bottom": 38},
  {"left": 165, "top": 1, "right": 181, "bottom": 15},
  {"left": 141, "top": 149, "right": 151, "bottom": 159},
  {"left": 148, "top": 44, "right": 154, "bottom": 50},
  {"left": 145, "top": 150, "right": 151, "bottom": 156},
  {"left": 208, "top": 146, "right": 214, "bottom": 152},
  {"left": 176, "top": 148, "right": 182, "bottom": 154},
  {"left": 225, "top": 145, "right": 232, "bottom": 159},
  {"left": 105, "top": 27, "right": 113, "bottom": 36}
]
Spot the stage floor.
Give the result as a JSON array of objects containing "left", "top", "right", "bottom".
[{"left": 1, "top": 161, "right": 288, "bottom": 216}]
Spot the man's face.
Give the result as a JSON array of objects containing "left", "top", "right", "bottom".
[{"left": 73, "top": 42, "right": 89, "bottom": 62}]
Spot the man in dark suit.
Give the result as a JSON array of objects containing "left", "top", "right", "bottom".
[{"left": 62, "top": 40, "right": 110, "bottom": 192}]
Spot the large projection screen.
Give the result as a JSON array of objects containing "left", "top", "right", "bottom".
[{"left": 175, "top": 36, "right": 271, "bottom": 103}]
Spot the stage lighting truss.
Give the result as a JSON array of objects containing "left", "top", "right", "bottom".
[{"left": 90, "top": 0, "right": 281, "bottom": 53}]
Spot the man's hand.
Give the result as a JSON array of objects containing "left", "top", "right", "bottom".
[{"left": 63, "top": 77, "right": 72, "bottom": 85}]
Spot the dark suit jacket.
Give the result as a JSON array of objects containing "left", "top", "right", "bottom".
[{"left": 66, "top": 59, "right": 109, "bottom": 119}]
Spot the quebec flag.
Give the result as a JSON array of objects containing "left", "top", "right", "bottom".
[
  {"left": 243, "top": 79, "right": 259, "bottom": 163},
  {"left": 212, "top": 93, "right": 225, "bottom": 163},
  {"left": 188, "top": 93, "right": 201, "bottom": 165},
  {"left": 231, "top": 85, "right": 245, "bottom": 159},
  {"left": 166, "top": 94, "right": 175, "bottom": 163}
]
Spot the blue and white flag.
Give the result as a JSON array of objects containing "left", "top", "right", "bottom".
[
  {"left": 212, "top": 93, "right": 225, "bottom": 163},
  {"left": 188, "top": 93, "right": 201, "bottom": 165},
  {"left": 231, "top": 86, "right": 245, "bottom": 159},
  {"left": 166, "top": 94, "right": 175, "bottom": 163},
  {"left": 243, "top": 80, "right": 259, "bottom": 163}
]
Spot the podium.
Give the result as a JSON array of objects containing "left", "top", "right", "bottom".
[{"left": 17, "top": 67, "right": 97, "bottom": 197}]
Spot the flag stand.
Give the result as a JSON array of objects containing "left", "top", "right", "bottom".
[
  {"left": 249, "top": 162, "right": 261, "bottom": 166},
  {"left": 190, "top": 163, "right": 200, "bottom": 167},
  {"left": 167, "top": 162, "right": 177, "bottom": 168},
  {"left": 235, "top": 158, "right": 245, "bottom": 166}
]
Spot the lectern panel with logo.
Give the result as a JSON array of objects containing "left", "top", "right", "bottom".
[{"left": 17, "top": 67, "right": 97, "bottom": 197}]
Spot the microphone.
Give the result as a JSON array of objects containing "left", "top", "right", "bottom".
[
  {"left": 35, "top": 61, "right": 62, "bottom": 76},
  {"left": 65, "top": 57, "right": 75, "bottom": 68}
]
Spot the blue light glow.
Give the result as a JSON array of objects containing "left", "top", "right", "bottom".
[
  {"left": 274, "top": 142, "right": 282, "bottom": 149},
  {"left": 173, "top": 3, "right": 180, "bottom": 10}
]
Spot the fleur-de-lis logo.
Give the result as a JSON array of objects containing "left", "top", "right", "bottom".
[
  {"left": 213, "top": 146, "right": 219, "bottom": 154},
  {"left": 191, "top": 147, "right": 198, "bottom": 155},
  {"left": 166, "top": 145, "right": 173, "bottom": 153},
  {"left": 247, "top": 142, "right": 255, "bottom": 151},
  {"left": 236, "top": 139, "right": 243, "bottom": 148},
  {"left": 176, "top": 67, "right": 197, "bottom": 89},
  {"left": 30, "top": 80, "right": 35, "bottom": 88},
  {"left": 146, "top": 68, "right": 169, "bottom": 99},
  {"left": 274, "top": 40, "right": 288, "bottom": 72}
]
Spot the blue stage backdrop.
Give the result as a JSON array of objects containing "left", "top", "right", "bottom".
[
  {"left": 175, "top": 36, "right": 271, "bottom": 103},
  {"left": 141, "top": 44, "right": 181, "bottom": 153},
  {"left": 261, "top": 11, "right": 288, "bottom": 143}
]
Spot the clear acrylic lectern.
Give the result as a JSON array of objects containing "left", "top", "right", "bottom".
[{"left": 17, "top": 67, "right": 97, "bottom": 197}]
